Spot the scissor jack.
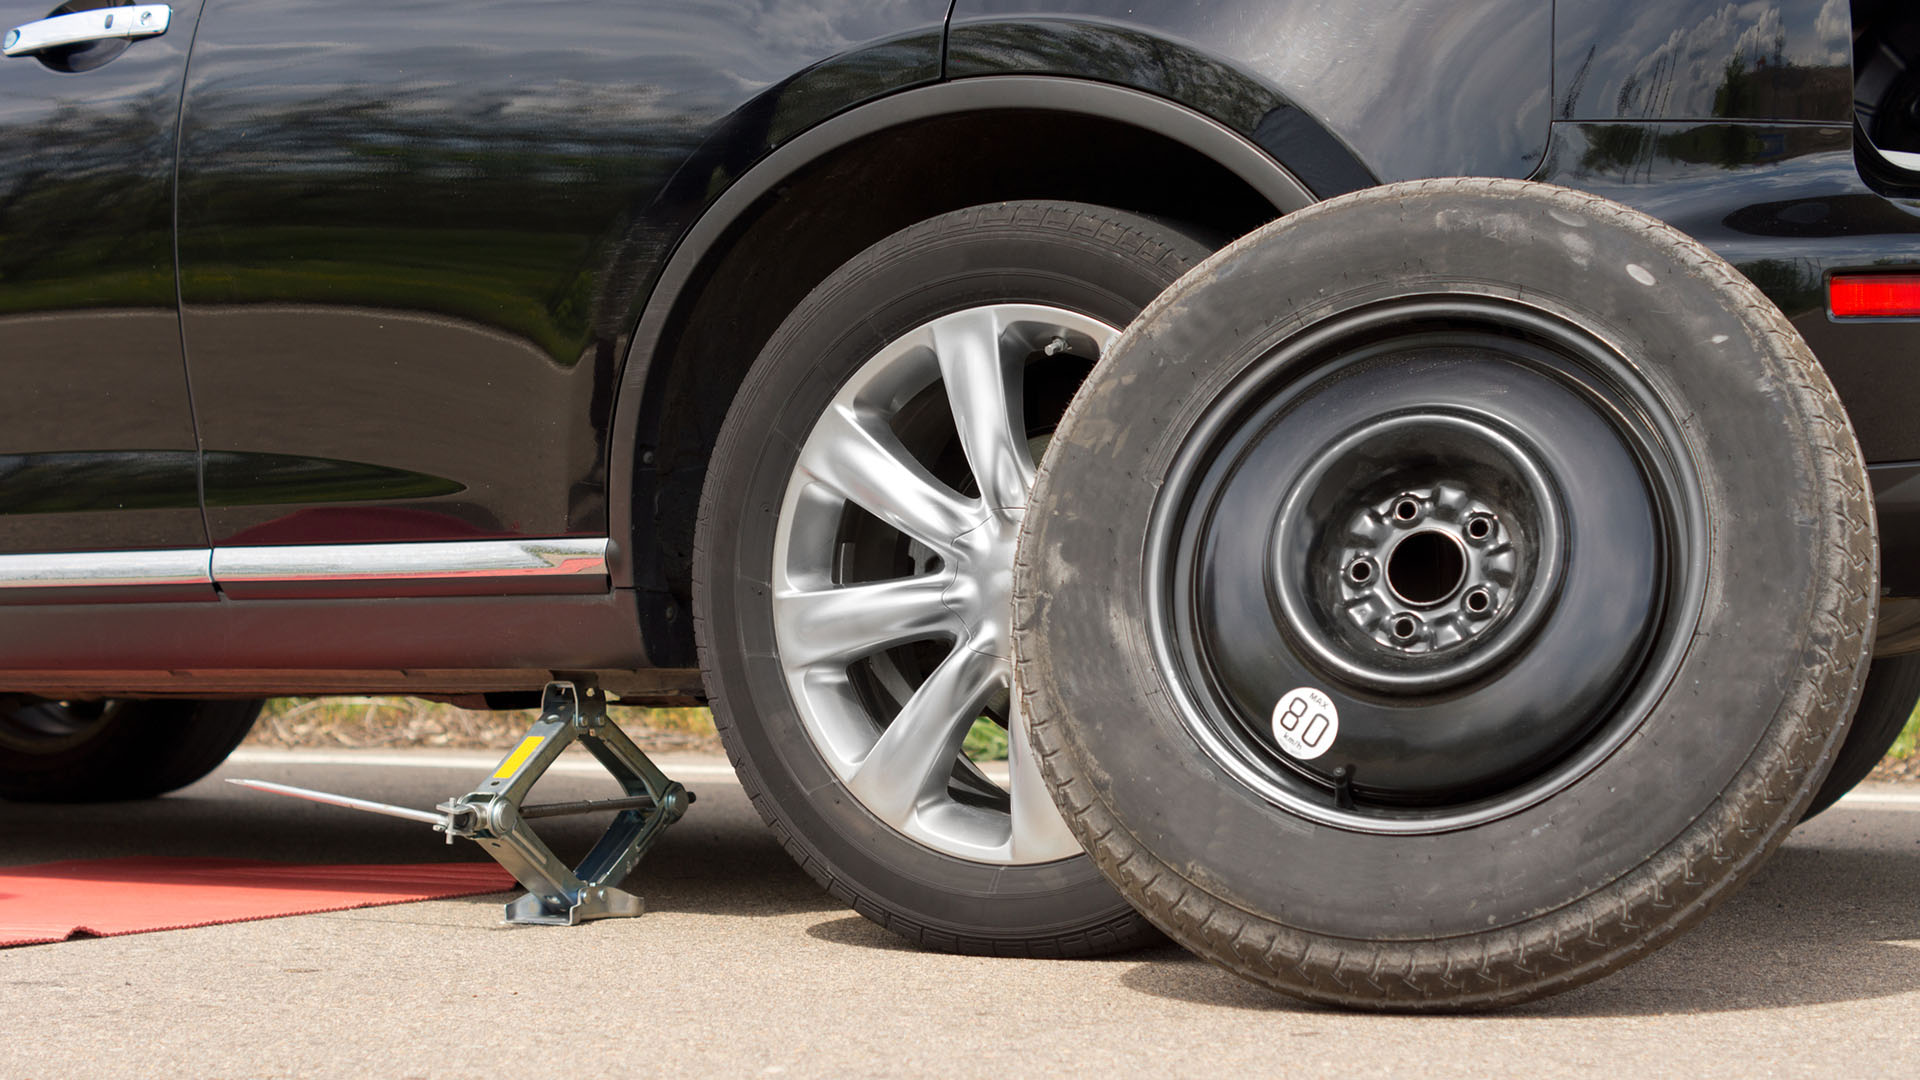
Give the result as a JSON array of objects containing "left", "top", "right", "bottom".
[{"left": 229, "top": 678, "right": 692, "bottom": 925}]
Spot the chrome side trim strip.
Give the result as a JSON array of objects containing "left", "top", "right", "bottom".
[
  {"left": 0, "top": 548, "right": 211, "bottom": 589},
  {"left": 210, "top": 538, "right": 608, "bottom": 584},
  {"left": 0, "top": 539, "right": 608, "bottom": 602}
]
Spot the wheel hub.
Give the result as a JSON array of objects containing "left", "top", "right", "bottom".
[
  {"left": 1271, "top": 411, "right": 1567, "bottom": 694},
  {"left": 941, "top": 510, "right": 1022, "bottom": 662},
  {"left": 1342, "top": 489, "right": 1500, "bottom": 648}
]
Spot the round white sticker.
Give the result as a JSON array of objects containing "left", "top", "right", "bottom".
[{"left": 1271, "top": 687, "right": 1339, "bottom": 760}]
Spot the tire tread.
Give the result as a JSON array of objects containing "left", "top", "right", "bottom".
[{"left": 1013, "top": 178, "right": 1878, "bottom": 1007}]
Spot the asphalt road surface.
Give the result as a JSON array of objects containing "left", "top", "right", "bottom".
[{"left": 6, "top": 747, "right": 1920, "bottom": 1079}]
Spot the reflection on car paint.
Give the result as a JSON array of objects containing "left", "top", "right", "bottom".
[
  {"left": 173, "top": 0, "right": 949, "bottom": 546},
  {"left": 949, "top": 0, "right": 1552, "bottom": 185},
  {"left": 1554, "top": 0, "right": 1853, "bottom": 122},
  {"left": 1539, "top": 120, "right": 1920, "bottom": 463},
  {"left": 0, "top": 0, "right": 209, "bottom": 552}
]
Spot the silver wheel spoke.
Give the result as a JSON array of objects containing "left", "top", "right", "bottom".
[
  {"left": 847, "top": 646, "right": 1001, "bottom": 828},
  {"left": 931, "top": 307, "right": 1032, "bottom": 511},
  {"left": 774, "top": 575, "right": 958, "bottom": 669},
  {"left": 797, "top": 403, "right": 981, "bottom": 551},
  {"left": 1005, "top": 691, "right": 1083, "bottom": 862},
  {"left": 775, "top": 303, "right": 1121, "bottom": 866}
]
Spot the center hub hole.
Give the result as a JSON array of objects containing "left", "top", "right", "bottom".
[{"left": 1386, "top": 530, "right": 1467, "bottom": 606}]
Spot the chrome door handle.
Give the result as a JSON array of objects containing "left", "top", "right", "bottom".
[{"left": 3, "top": 4, "right": 171, "bottom": 57}]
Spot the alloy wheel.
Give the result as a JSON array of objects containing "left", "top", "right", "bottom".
[{"left": 770, "top": 303, "right": 1116, "bottom": 864}]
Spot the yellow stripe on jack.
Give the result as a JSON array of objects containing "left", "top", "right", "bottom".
[{"left": 491, "top": 735, "right": 545, "bottom": 780}]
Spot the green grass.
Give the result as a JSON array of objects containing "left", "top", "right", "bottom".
[
  {"left": 249, "top": 697, "right": 713, "bottom": 749},
  {"left": 1888, "top": 700, "right": 1920, "bottom": 762},
  {"left": 964, "top": 718, "right": 1009, "bottom": 762},
  {"left": 253, "top": 697, "right": 1018, "bottom": 764}
]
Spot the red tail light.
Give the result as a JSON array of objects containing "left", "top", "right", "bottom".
[{"left": 1829, "top": 273, "right": 1920, "bottom": 318}]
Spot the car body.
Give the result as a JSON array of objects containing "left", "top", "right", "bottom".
[{"left": 2, "top": 0, "right": 1913, "bottom": 702}]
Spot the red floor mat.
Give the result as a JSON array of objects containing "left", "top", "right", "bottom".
[{"left": 0, "top": 857, "right": 516, "bottom": 946}]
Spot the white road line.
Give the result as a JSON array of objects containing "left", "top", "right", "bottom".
[
  {"left": 226, "top": 748, "right": 742, "bottom": 780},
  {"left": 226, "top": 750, "right": 1917, "bottom": 809},
  {"left": 1836, "top": 791, "right": 1920, "bottom": 809}
]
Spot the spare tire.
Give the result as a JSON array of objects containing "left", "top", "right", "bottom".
[{"left": 1014, "top": 179, "right": 1876, "bottom": 1009}]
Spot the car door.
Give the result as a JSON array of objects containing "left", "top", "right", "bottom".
[
  {"left": 0, "top": 0, "right": 210, "bottom": 597},
  {"left": 172, "top": 0, "right": 949, "bottom": 595}
]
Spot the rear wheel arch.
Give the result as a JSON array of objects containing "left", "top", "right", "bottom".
[{"left": 604, "top": 76, "right": 1321, "bottom": 662}]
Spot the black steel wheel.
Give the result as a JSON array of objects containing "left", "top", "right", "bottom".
[
  {"left": 1150, "top": 293, "right": 1693, "bottom": 825},
  {"left": 0, "top": 698, "right": 263, "bottom": 802},
  {"left": 1014, "top": 179, "right": 1877, "bottom": 1009}
]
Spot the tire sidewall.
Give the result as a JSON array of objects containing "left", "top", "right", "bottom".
[{"left": 0, "top": 699, "right": 262, "bottom": 802}]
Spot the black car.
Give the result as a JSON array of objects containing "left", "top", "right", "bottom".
[{"left": 4, "top": 0, "right": 1918, "bottom": 1008}]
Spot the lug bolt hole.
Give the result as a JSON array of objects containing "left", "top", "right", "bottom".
[
  {"left": 1465, "top": 588, "right": 1492, "bottom": 614},
  {"left": 1393, "top": 498, "right": 1421, "bottom": 522},
  {"left": 1391, "top": 616, "right": 1418, "bottom": 639},
  {"left": 1348, "top": 559, "right": 1375, "bottom": 584},
  {"left": 1466, "top": 515, "right": 1494, "bottom": 541}
]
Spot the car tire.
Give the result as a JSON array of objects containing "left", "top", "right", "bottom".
[
  {"left": 0, "top": 698, "right": 264, "bottom": 802},
  {"left": 694, "top": 201, "right": 1212, "bottom": 956},
  {"left": 1014, "top": 179, "right": 1877, "bottom": 1007},
  {"left": 1803, "top": 654, "right": 1920, "bottom": 819}
]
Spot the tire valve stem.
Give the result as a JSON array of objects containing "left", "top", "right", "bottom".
[{"left": 1332, "top": 765, "right": 1355, "bottom": 810}]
